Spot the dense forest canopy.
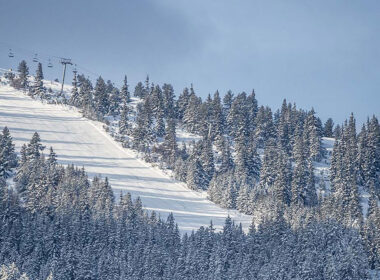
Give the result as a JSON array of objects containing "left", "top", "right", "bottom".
[{"left": 0, "top": 61, "right": 379, "bottom": 279}]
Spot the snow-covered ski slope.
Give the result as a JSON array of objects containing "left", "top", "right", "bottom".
[{"left": 0, "top": 84, "right": 252, "bottom": 233}]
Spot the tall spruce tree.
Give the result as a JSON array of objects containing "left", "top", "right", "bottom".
[
  {"left": 109, "top": 87, "right": 121, "bottom": 116},
  {"left": 17, "top": 60, "right": 29, "bottom": 91},
  {"left": 119, "top": 103, "right": 130, "bottom": 135},
  {"left": 323, "top": 118, "right": 334, "bottom": 137},
  {"left": 69, "top": 70, "right": 80, "bottom": 106},
  {"left": 161, "top": 118, "right": 177, "bottom": 167},
  {"left": 0, "top": 127, "right": 17, "bottom": 178},
  {"left": 120, "top": 75, "right": 131, "bottom": 103},
  {"left": 176, "top": 87, "right": 190, "bottom": 121},
  {"left": 93, "top": 76, "right": 109, "bottom": 116},
  {"left": 32, "top": 62, "right": 45, "bottom": 97},
  {"left": 163, "top": 83, "right": 176, "bottom": 119}
]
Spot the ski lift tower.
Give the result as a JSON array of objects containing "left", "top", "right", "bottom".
[{"left": 59, "top": 58, "right": 73, "bottom": 96}]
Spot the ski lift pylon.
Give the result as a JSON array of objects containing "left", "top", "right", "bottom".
[{"left": 8, "top": 49, "right": 14, "bottom": 58}]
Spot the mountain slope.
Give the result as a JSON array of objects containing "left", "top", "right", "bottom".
[{"left": 0, "top": 84, "right": 252, "bottom": 233}]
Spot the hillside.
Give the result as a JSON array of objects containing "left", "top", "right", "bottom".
[{"left": 0, "top": 83, "right": 252, "bottom": 234}]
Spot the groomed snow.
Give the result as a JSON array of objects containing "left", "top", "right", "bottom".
[{"left": 0, "top": 85, "right": 252, "bottom": 234}]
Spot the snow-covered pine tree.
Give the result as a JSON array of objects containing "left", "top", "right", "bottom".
[
  {"left": 69, "top": 70, "right": 80, "bottom": 106},
  {"left": 323, "top": 118, "right": 334, "bottom": 137},
  {"left": 176, "top": 87, "right": 191, "bottom": 121},
  {"left": 93, "top": 76, "right": 109, "bottom": 117},
  {"left": 343, "top": 114, "right": 362, "bottom": 227},
  {"left": 186, "top": 157, "right": 205, "bottom": 190},
  {"left": 210, "top": 91, "right": 224, "bottom": 145},
  {"left": 333, "top": 123, "right": 342, "bottom": 139},
  {"left": 120, "top": 75, "right": 131, "bottom": 103},
  {"left": 258, "top": 139, "right": 278, "bottom": 190},
  {"left": 16, "top": 60, "right": 29, "bottom": 91},
  {"left": 26, "top": 132, "right": 45, "bottom": 163},
  {"left": 132, "top": 97, "right": 154, "bottom": 151},
  {"left": 32, "top": 62, "right": 45, "bottom": 98},
  {"left": 200, "top": 139, "right": 215, "bottom": 187},
  {"left": 246, "top": 89, "right": 258, "bottom": 132},
  {"left": 108, "top": 87, "right": 121, "bottom": 117},
  {"left": 0, "top": 127, "right": 17, "bottom": 178},
  {"left": 219, "top": 137, "right": 234, "bottom": 173},
  {"left": 254, "top": 105, "right": 276, "bottom": 148},
  {"left": 304, "top": 159, "right": 317, "bottom": 207},
  {"left": 227, "top": 92, "right": 248, "bottom": 139},
  {"left": 291, "top": 132, "right": 308, "bottom": 206},
  {"left": 304, "top": 109, "right": 323, "bottom": 162},
  {"left": 119, "top": 103, "right": 130, "bottom": 135},
  {"left": 161, "top": 118, "right": 177, "bottom": 167},
  {"left": 183, "top": 92, "right": 201, "bottom": 133},
  {"left": 79, "top": 75, "right": 95, "bottom": 117},
  {"left": 134, "top": 81, "right": 144, "bottom": 98},
  {"left": 364, "top": 115, "right": 380, "bottom": 196},
  {"left": 273, "top": 149, "right": 291, "bottom": 206},
  {"left": 143, "top": 75, "right": 150, "bottom": 99},
  {"left": 151, "top": 85, "right": 165, "bottom": 137},
  {"left": 163, "top": 83, "right": 176, "bottom": 119},
  {"left": 276, "top": 99, "right": 291, "bottom": 157}
]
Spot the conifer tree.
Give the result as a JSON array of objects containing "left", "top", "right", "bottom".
[
  {"left": 223, "top": 90, "right": 234, "bottom": 134},
  {"left": 258, "top": 139, "right": 278, "bottom": 190},
  {"left": 17, "top": 60, "right": 29, "bottom": 91},
  {"left": 186, "top": 157, "right": 205, "bottom": 190},
  {"left": 26, "top": 132, "right": 45, "bottom": 163},
  {"left": 78, "top": 75, "right": 93, "bottom": 110},
  {"left": 246, "top": 89, "right": 258, "bottom": 132},
  {"left": 211, "top": 90, "right": 224, "bottom": 144},
  {"left": 132, "top": 97, "right": 154, "bottom": 151},
  {"left": 134, "top": 81, "right": 144, "bottom": 98},
  {"left": 219, "top": 137, "right": 234, "bottom": 173},
  {"left": 183, "top": 93, "right": 201, "bottom": 133},
  {"left": 119, "top": 103, "right": 130, "bottom": 135},
  {"left": 0, "top": 127, "right": 17, "bottom": 178},
  {"left": 161, "top": 118, "right": 177, "bottom": 167},
  {"left": 163, "top": 83, "right": 176, "bottom": 119},
  {"left": 32, "top": 62, "right": 45, "bottom": 97},
  {"left": 323, "top": 118, "right": 334, "bottom": 137},
  {"left": 304, "top": 159, "right": 317, "bottom": 207},
  {"left": 273, "top": 149, "right": 291, "bottom": 205},
  {"left": 119, "top": 75, "right": 131, "bottom": 104},
  {"left": 291, "top": 133, "right": 308, "bottom": 206},
  {"left": 176, "top": 87, "right": 191, "bottom": 121},
  {"left": 364, "top": 116, "right": 380, "bottom": 195},
  {"left": 69, "top": 70, "right": 80, "bottom": 106},
  {"left": 93, "top": 76, "right": 109, "bottom": 116},
  {"left": 276, "top": 99, "right": 291, "bottom": 157},
  {"left": 151, "top": 85, "right": 165, "bottom": 137},
  {"left": 200, "top": 139, "right": 215, "bottom": 187},
  {"left": 109, "top": 87, "right": 121, "bottom": 116},
  {"left": 304, "top": 109, "right": 323, "bottom": 161},
  {"left": 143, "top": 75, "right": 150, "bottom": 99}
]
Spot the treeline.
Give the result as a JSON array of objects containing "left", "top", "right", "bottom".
[{"left": 0, "top": 129, "right": 373, "bottom": 279}]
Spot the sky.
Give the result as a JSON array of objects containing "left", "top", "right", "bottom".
[{"left": 0, "top": 0, "right": 379, "bottom": 126}]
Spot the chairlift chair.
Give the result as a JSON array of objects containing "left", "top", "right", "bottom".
[
  {"left": 33, "top": 54, "right": 38, "bottom": 63},
  {"left": 8, "top": 49, "right": 14, "bottom": 58},
  {"left": 48, "top": 59, "right": 53, "bottom": 68}
]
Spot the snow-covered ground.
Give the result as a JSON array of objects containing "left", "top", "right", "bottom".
[{"left": 0, "top": 84, "right": 252, "bottom": 234}]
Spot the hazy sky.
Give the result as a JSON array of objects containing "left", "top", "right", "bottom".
[{"left": 0, "top": 0, "right": 379, "bottom": 126}]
